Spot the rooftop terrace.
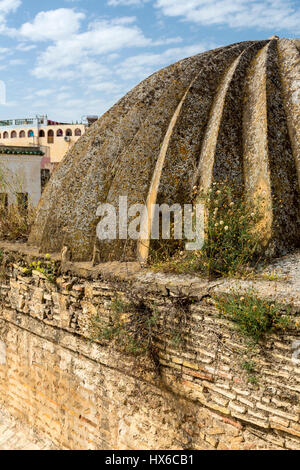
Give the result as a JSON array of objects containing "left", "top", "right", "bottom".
[{"left": 0, "top": 145, "right": 44, "bottom": 156}]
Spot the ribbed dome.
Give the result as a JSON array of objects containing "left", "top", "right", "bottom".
[{"left": 29, "top": 37, "right": 300, "bottom": 263}]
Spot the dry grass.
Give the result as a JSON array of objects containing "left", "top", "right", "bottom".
[
  {"left": 0, "top": 165, "right": 36, "bottom": 242},
  {"left": 0, "top": 202, "right": 36, "bottom": 242}
]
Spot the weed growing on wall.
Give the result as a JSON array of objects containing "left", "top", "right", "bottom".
[
  {"left": 24, "top": 254, "right": 57, "bottom": 283},
  {"left": 90, "top": 286, "right": 196, "bottom": 376},
  {"left": 91, "top": 294, "right": 160, "bottom": 359},
  {"left": 242, "top": 360, "right": 259, "bottom": 385},
  {"left": 199, "top": 182, "right": 261, "bottom": 277},
  {"left": 215, "top": 291, "right": 291, "bottom": 342},
  {"left": 151, "top": 182, "right": 261, "bottom": 278}
]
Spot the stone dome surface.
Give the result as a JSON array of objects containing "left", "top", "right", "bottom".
[{"left": 29, "top": 37, "right": 300, "bottom": 263}]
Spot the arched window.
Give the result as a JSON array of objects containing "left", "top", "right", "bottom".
[
  {"left": 39, "top": 130, "right": 45, "bottom": 137},
  {"left": 56, "top": 129, "right": 63, "bottom": 137},
  {"left": 75, "top": 128, "right": 82, "bottom": 137},
  {"left": 3, "top": 132, "right": 8, "bottom": 139},
  {"left": 47, "top": 130, "right": 54, "bottom": 144},
  {"left": 19, "top": 130, "right": 25, "bottom": 138},
  {"left": 66, "top": 129, "right": 72, "bottom": 137},
  {"left": 11, "top": 131, "right": 17, "bottom": 138},
  {"left": 28, "top": 130, "right": 34, "bottom": 137}
]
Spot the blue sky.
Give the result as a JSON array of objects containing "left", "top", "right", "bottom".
[{"left": 0, "top": 0, "right": 299, "bottom": 122}]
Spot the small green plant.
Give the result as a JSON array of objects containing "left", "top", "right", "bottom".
[
  {"left": 247, "top": 375, "right": 258, "bottom": 385},
  {"left": 24, "top": 254, "right": 57, "bottom": 283},
  {"left": 91, "top": 295, "right": 159, "bottom": 358},
  {"left": 215, "top": 291, "right": 291, "bottom": 342},
  {"left": 259, "top": 271, "right": 288, "bottom": 282},
  {"left": 110, "top": 297, "right": 131, "bottom": 314},
  {"left": 242, "top": 360, "right": 256, "bottom": 373},
  {"left": 242, "top": 360, "right": 259, "bottom": 385},
  {"left": 171, "top": 331, "right": 183, "bottom": 347}
]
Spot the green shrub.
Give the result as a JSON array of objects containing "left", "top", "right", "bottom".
[
  {"left": 241, "top": 360, "right": 259, "bottom": 385},
  {"left": 242, "top": 360, "right": 256, "bottom": 373},
  {"left": 151, "top": 181, "right": 261, "bottom": 278},
  {"left": 24, "top": 254, "right": 57, "bottom": 283},
  {"left": 91, "top": 296, "right": 159, "bottom": 357},
  {"left": 199, "top": 182, "right": 261, "bottom": 277},
  {"left": 215, "top": 291, "right": 291, "bottom": 342}
]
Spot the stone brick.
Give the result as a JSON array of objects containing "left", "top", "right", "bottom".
[
  {"left": 237, "top": 396, "right": 255, "bottom": 408},
  {"left": 206, "top": 426, "right": 225, "bottom": 436},
  {"left": 205, "top": 434, "right": 219, "bottom": 448},
  {"left": 231, "top": 412, "right": 270, "bottom": 429},
  {"left": 182, "top": 361, "right": 199, "bottom": 370},
  {"left": 284, "top": 438, "right": 300, "bottom": 450},
  {"left": 172, "top": 357, "right": 182, "bottom": 365},
  {"left": 273, "top": 424, "right": 300, "bottom": 438},
  {"left": 257, "top": 402, "right": 298, "bottom": 422},
  {"left": 270, "top": 416, "right": 290, "bottom": 428},
  {"left": 182, "top": 367, "right": 214, "bottom": 382},
  {"left": 229, "top": 402, "right": 246, "bottom": 415}
]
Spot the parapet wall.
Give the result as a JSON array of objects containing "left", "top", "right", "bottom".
[{"left": 0, "top": 242, "right": 299, "bottom": 450}]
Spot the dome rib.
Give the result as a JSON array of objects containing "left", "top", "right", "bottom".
[
  {"left": 243, "top": 41, "right": 273, "bottom": 247},
  {"left": 196, "top": 52, "right": 242, "bottom": 194},
  {"left": 278, "top": 39, "right": 300, "bottom": 187},
  {"left": 137, "top": 74, "right": 200, "bottom": 264}
]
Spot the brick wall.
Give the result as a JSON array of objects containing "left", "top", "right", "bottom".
[{"left": 0, "top": 243, "right": 299, "bottom": 450}]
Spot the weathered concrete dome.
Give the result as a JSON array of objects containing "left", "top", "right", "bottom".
[{"left": 30, "top": 37, "right": 300, "bottom": 263}]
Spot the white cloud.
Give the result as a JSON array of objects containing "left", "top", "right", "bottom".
[
  {"left": 19, "top": 8, "right": 85, "bottom": 41},
  {"left": 0, "top": 0, "right": 20, "bottom": 15},
  {"left": 155, "top": 0, "right": 300, "bottom": 33},
  {"left": 9, "top": 58, "right": 24, "bottom": 65},
  {"left": 87, "top": 81, "right": 122, "bottom": 93},
  {"left": 0, "top": 0, "right": 21, "bottom": 32},
  {"left": 108, "top": 0, "right": 148, "bottom": 5},
  {"left": 31, "top": 16, "right": 162, "bottom": 79},
  {"left": 117, "top": 42, "right": 213, "bottom": 80},
  {"left": 16, "top": 43, "right": 37, "bottom": 51},
  {"left": 35, "top": 89, "right": 57, "bottom": 97}
]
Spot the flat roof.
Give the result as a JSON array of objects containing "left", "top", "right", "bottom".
[
  {"left": 0, "top": 117, "right": 85, "bottom": 128},
  {"left": 0, "top": 145, "right": 44, "bottom": 156}
]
